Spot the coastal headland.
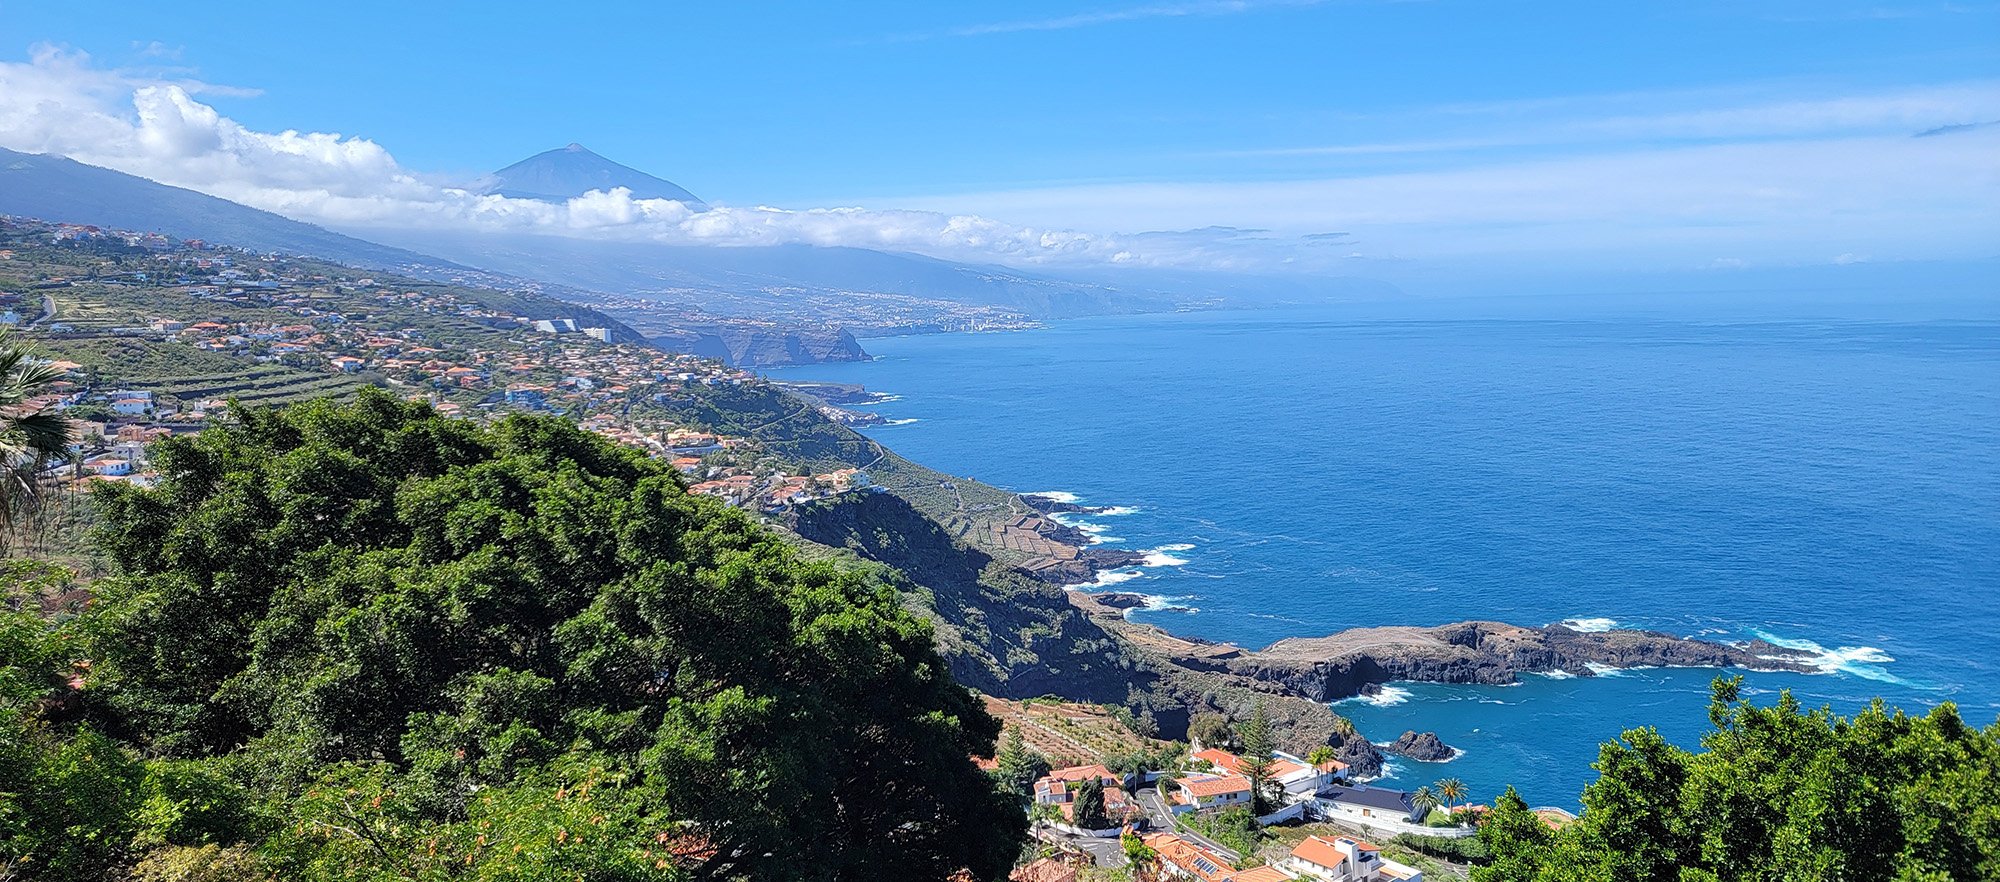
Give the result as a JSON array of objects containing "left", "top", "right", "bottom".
[{"left": 1074, "top": 590, "right": 1819, "bottom": 703}]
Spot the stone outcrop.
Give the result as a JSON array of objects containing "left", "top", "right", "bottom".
[
  {"left": 1065, "top": 593, "right": 1822, "bottom": 768},
  {"left": 1384, "top": 730, "right": 1456, "bottom": 762},
  {"left": 1234, "top": 620, "right": 1819, "bottom": 702}
]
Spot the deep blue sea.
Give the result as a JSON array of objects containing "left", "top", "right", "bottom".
[{"left": 770, "top": 297, "right": 2000, "bottom": 809}]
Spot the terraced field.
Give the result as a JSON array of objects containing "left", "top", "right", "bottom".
[
  {"left": 37, "top": 337, "right": 373, "bottom": 407},
  {"left": 142, "top": 365, "right": 370, "bottom": 406},
  {"left": 982, "top": 696, "right": 1167, "bottom": 767}
]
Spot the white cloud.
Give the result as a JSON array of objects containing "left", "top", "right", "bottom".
[
  {"left": 898, "top": 129, "right": 2000, "bottom": 265},
  {"left": 1, "top": 47, "right": 1996, "bottom": 275},
  {"left": 0, "top": 48, "right": 1247, "bottom": 271}
]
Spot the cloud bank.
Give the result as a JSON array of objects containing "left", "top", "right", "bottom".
[
  {"left": 2, "top": 46, "right": 1997, "bottom": 274},
  {"left": 0, "top": 47, "right": 1246, "bottom": 271}
]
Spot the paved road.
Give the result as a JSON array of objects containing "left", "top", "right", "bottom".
[
  {"left": 1031, "top": 825, "right": 1126, "bottom": 868},
  {"left": 1136, "top": 788, "right": 1240, "bottom": 861},
  {"left": 26, "top": 293, "right": 56, "bottom": 328}
]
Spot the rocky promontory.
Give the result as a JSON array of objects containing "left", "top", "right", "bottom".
[
  {"left": 651, "top": 325, "right": 869, "bottom": 367},
  {"left": 1069, "top": 592, "right": 1822, "bottom": 711},
  {"left": 1384, "top": 730, "right": 1457, "bottom": 762},
  {"left": 1231, "top": 620, "right": 1820, "bottom": 702}
]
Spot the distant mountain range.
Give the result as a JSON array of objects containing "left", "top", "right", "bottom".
[
  {"left": 0, "top": 145, "right": 1165, "bottom": 320},
  {"left": 0, "top": 147, "right": 454, "bottom": 271},
  {"left": 469, "top": 143, "right": 709, "bottom": 210},
  {"left": 0, "top": 144, "right": 1403, "bottom": 346},
  {"left": 371, "top": 227, "right": 1171, "bottom": 319}
]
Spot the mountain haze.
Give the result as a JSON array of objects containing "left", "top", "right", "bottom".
[
  {"left": 0, "top": 147, "right": 453, "bottom": 271},
  {"left": 469, "top": 143, "right": 708, "bottom": 209},
  {"left": 373, "top": 228, "right": 1172, "bottom": 318}
]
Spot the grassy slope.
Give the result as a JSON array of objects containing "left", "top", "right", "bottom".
[{"left": 981, "top": 696, "right": 1169, "bottom": 768}]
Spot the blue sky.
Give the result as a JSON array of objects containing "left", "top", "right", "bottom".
[{"left": 1, "top": 0, "right": 1997, "bottom": 277}]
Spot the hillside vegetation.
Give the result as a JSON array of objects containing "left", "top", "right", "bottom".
[
  {"left": 1475, "top": 678, "right": 1999, "bottom": 882},
  {"left": 1, "top": 391, "right": 1023, "bottom": 881}
]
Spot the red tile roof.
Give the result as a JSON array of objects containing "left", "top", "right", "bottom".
[
  {"left": 1193, "top": 748, "right": 1246, "bottom": 774},
  {"left": 1181, "top": 774, "right": 1252, "bottom": 798},
  {"left": 1291, "top": 835, "right": 1374, "bottom": 870},
  {"left": 1144, "top": 833, "right": 1235, "bottom": 882},
  {"left": 1011, "top": 859, "right": 1078, "bottom": 882}
]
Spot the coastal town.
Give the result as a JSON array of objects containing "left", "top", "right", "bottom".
[
  {"left": 2, "top": 218, "right": 884, "bottom": 516},
  {"left": 988, "top": 697, "right": 1564, "bottom": 882},
  {"left": 6, "top": 215, "right": 1578, "bottom": 882}
]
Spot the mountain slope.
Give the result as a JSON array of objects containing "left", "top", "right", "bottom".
[
  {"left": 470, "top": 143, "right": 708, "bottom": 209},
  {"left": 0, "top": 147, "right": 454, "bottom": 271}
]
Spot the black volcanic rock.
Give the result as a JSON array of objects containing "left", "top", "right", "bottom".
[
  {"left": 1384, "top": 730, "right": 1456, "bottom": 762},
  {"left": 1234, "top": 621, "right": 1821, "bottom": 702},
  {"left": 471, "top": 144, "right": 708, "bottom": 209},
  {"left": 1083, "top": 548, "right": 1149, "bottom": 570},
  {"left": 1329, "top": 727, "right": 1385, "bottom": 779}
]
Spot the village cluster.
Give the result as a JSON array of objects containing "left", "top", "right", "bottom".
[
  {"left": 1007, "top": 737, "right": 1505, "bottom": 882},
  {"left": 5, "top": 222, "right": 875, "bottom": 514}
]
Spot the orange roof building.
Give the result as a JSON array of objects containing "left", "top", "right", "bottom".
[
  {"left": 1144, "top": 832, "right": 1236, "bottom": 882},
  {"left": 1011, "top": 859, "right": 1078, "bottom": 882}
]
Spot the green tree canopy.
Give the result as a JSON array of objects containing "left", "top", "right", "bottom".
[
  {"left": 1474, "top": 676, "right": 2000, "bottom": 882},
  {"left": 1236, "top": 701, "right": 1276, "bottom": 816},
  {"left": 1188, "top": 712, "right": 1231, "bottom": 751},
  {"left": 1070, "top": 776, "right": 1111, "bottom": 831},
  {"left": 993, "top": 728, "right": 1050, "bottom": 804},
  {"left": 10, "top": 391, "right": 1024, "bottom": 880}
]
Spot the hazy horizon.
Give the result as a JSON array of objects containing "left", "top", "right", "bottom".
[{"left": 3, "top": 1, "right": 1997, "bottom": 296}]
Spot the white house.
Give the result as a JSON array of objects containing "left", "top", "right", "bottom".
[
  {"left": 1033, "top": 764, "right": 1133, "bottom": 837},
  {"left": 1282, "top": 835, "right": 1423, "bottom": 882},
  {"left": 86, "top": 457, "right": 132, "bottom": 477},
  {"left": 110, "top": 398, "right": 151, "bottom": 416},
  {"left": 1193, "top": 748, "right": 1340, "bottom": 800},
  {"left": 1171, "top": 773, "right": 1253, "bottom": 814},
  {"left": 1032, "top": 764, "right": 1120, "bottom": 805},
  {"left": 1312, "top": 783, "right": 1423, "bottom": 826}
]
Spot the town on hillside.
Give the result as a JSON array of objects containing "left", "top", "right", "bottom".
[
  {"left": 0, "top": 217, "right": 882, "bottom": 516},
  {"left": 986, "top": 698, "right": 1577, "bottom": 882}
]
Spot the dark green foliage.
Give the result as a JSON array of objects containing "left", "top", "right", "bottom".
[
  {"left": 1391, "top": 831, "right": 1491, "bottom": 863},
  {"left": 1475, "top": 787, "right": 1554, "bottom": 880},
  {"left": 1474, "top": 677, "right": 2000, "bottom": 882},
  {"left": 1187, "top": 712, "right": 1231, "bottom": 750},
  {"left": 1186, "top": 806, "right": 1262, "bottom": 859},
  {"left": 5, "top": 390, "right": 1026, "bottom": 880},
  {"left": 0, "top": 725, "right": 146, "bottom": 882},
  {"left": 993, "top": 728, "right": 1050, "bottom": 804},
  {"left": 1236, "top": 701, "right": 1277, "bottom": 816},
  {"left": 1071, "top": 776, "right": 1112, "bottom": 830},
  {"left": 1101, "top": 740, "right": 1186, "bottom": 777}
]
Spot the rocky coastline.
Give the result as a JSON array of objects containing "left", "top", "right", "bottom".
[
  {"left": 1071, "top": 592, "right": 1820, "bottom": 704},
  {"left": 1383, "top": 729, "right": 1457, "bottom": 762}
]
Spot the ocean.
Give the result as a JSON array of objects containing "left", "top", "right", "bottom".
[{"left": 769, "top": 297, "right": 2000, "bottom": 809}]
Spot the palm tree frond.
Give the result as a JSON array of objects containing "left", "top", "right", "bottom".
[{"left": 3, "top": 410, "right": 75, "bottom": 460}]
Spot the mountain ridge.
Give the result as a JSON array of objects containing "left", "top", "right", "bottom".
[{"left": 0, "top": 147, "right": 457, "bottom": 272}]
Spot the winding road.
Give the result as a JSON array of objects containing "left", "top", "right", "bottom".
[{"left": 1136, "top": 787, "right": 1241, "bottom": 861}]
